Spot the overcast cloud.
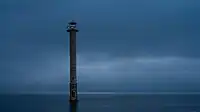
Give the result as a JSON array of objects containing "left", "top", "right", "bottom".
[{"left": 0, "top": 0, "right": 200, "bottom": 93}]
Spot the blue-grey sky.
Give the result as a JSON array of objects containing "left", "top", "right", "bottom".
[{"left": 0, "top": 0, "right": 200, "bottom": 93}]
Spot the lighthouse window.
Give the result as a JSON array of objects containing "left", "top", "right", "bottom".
[
  {"left": 71, "top": 84, "right": 76, "bottom": 89},
  {"left": 72, "top": 91, "right": 76, "bottom": 98}
]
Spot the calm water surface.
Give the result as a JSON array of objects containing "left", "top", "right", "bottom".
[{"left": 0, "top": 94, "right": 200, "bottom": 112}]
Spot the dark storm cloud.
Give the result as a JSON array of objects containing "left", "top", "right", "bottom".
[
  {"left": 76, "top": 0, "right": 200, "bottom": 57},
  {"left": 0, "top": 0, "right": 200, "bottom": 93}
]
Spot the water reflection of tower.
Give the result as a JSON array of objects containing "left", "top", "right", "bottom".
[{"left": 67, "top": 20, "right": 78, "bottom": 112}]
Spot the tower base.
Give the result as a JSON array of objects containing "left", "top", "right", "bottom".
[
  {"left": 69, "top": 100, "right": 78, "bottom": 112},
  {"left": 69, "top": 99, "right": 78, "bottom": 103}
]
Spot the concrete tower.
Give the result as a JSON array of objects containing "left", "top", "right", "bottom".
[{"left": 67, "top": 20, "right": 78, "bottom": 111}]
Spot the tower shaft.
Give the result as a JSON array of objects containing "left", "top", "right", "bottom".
[{"left": 69, "top": 30, "right": 78, "bottom": 102}]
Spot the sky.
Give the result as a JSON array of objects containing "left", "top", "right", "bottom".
[{"left": 0, "top": 0, "right": 200, "bottom": 93}]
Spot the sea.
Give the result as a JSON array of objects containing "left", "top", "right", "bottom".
[{"left": 0, "top": 93, "right": 200, "bottom": 112}]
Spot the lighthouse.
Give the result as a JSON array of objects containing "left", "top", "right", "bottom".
[{"left": 67, "top": 20, "right": 78, "bottom": 112}]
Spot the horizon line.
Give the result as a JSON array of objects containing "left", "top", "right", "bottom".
[{"left": 2, "top": 92, "right": 200, "bottom": 95}]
